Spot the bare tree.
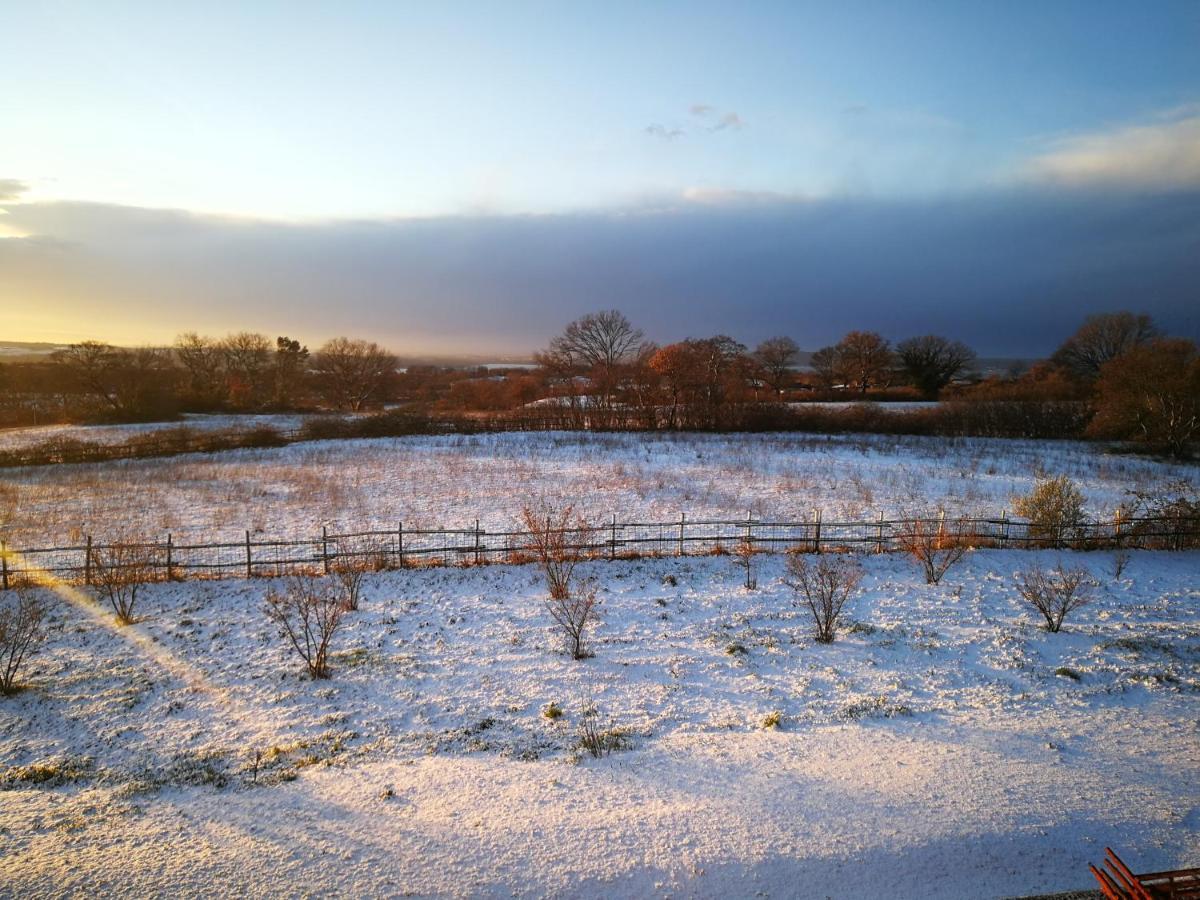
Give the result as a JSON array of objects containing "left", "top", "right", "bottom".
[
  {"left": 837, "top": 331, "right": 893, "bottom": 394},
  {"left": 546, "top": 310, "right": 644, "bottom": 373},
  {"left": 786, "top": 553, "right": 864, "bottom": 643},
  {"left": 265, "top": 575, "right": 346, "bottom": 678},
  {"left": 520, "top": 503, "right": 586, "bottom": 600},
  {"left": 894, "top": 513, "right": 971, "bottom": 584},
  {"left": 91, "top": 539, "right": 159, "bottom": 625},
  {"left": 312, "top": 337, "right": 398, "bottom": 411},
  {"left": 1052, "top": 311, "right": 1158, "bottom": 380},
  {"left": 1014, "top": 561, "right": 1092, "bottom": 632},
  {"left": 897, "top": 335, "right": 976, "bottom": 399},
  {"left": 753, "top": 336, "right": 800, "bottom": 395},
  {"left": 0, "top": 590, "right": 46, "bottom": 695},
  {"left": 220, "top": 331, "right": 274, "bottom": 409},
  {"left": 174, "top": 332, "right": 227, "bottom": 408}
]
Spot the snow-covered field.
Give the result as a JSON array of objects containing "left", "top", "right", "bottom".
[
  {"left": 3, "top": 430, "right": 1194, "bottom": 547},
  {"left": 2, "top": 550, "right": 1198, "bottom": 897}
]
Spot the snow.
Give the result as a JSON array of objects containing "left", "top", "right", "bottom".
[
  {"left": 0, "top": 413, "right": 311, "bottom": 450},
  {"left": 2, "top": 549, "right": 1198, "bottom": 897},
  {"left": 3, "top": 430, "right": 1194, "bottom": 547}
]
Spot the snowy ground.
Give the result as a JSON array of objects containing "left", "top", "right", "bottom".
[
  {"left": 3, "top": 430, "right": 1194, "bottom": 547},
  {"left": 2, "top": 549, "right": 1197, "bottom": 897}
]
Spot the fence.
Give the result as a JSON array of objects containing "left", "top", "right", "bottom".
[{"left": 2, "top": 512, "right": 1197, "bottom": 590}]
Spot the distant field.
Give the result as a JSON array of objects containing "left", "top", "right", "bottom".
[{"left": 2, "top": 429, "right": 1191, "bottom": 547}]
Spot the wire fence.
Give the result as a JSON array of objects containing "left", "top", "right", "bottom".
[{"left": 2, "top": 512, "right": 1197, "bottom": 590}]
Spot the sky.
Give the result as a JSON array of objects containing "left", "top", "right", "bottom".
[{"left": 1, "top": 1, "right": 1198, "bottom": 355}]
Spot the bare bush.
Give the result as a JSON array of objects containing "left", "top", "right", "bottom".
[
  {"left": 786, "top": 553, "right": 864, "bottom": 643},
  {"left": 545, "top": 580, "right": 598, "bottom": 660},
  {"left": 1, "top": 590, "right": 46, "bottom": 695},
  {"left": 91, "top": 539, "right": 159, "bottom": 625},
  {"left": 895, "top": 513, "right": 970, "bottom": 584},
  {"left": 265, "top": 576, "right": 346, "bottom": 678},
  {"left": 1111, "top": 549, "right": 1130, "bottom": 581},
  {"left": 1014, "top": 561, "right": 1092, "bottom": 632},
  {"left": 1014, "top": 475, "right": 1087, "bottom": 547},
  {"left": 577, "top": 705, "right": 627, "bottom": 758},
  {"left": 521, "top": 503, "right": 586, "bottom": 600},
  {"left": 330, "top": 535, "right": 387, "bottom": 611},
  {"left": 732, "top": 537, "right": 758, "bottom": 590}
]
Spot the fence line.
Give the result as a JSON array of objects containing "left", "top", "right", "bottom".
[{"left": 2, "top": 512, "right": 1197, "bottom": 590}]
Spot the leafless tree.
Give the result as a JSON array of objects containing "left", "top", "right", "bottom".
[
  {"left": 894, "top": 513, "right": 971, "bottom": 584},
  {"left": 91, "top": 539, "right": 159, "bottom": 625},
  {"left": 313, "top": 337, "right": 398, "bottom": 411},
  {"left": 330, "top": 534, "right": 388, "bottom": 611},
  {"left": 219, "top": 331, "right": 274, "bottom": 408},
  {"left": 265, "top": 575, "right": 345, "bottom": 678},
  {"left": 812, "top": 331, "right": 893, "bottom": 394},
  {"left": 753, "top": 336, "right": 800, "bottom": 395},
  {"left": 1052, "top": 311, "right": 1158, "bottom": 380},
  {"left": 1014, "top": 561, "right": 1092, "bottom": 632},
  {"left": 546, "top": 310, "right": 644, "bottom": 373},
  {"left": 521, "top": 503, "right": 586, "bottom": 600},
  {"left": 174, "top": 332, "right": 227, "bottom": 408},
  {"left": 0, "top": 590, "right": 46, "bottom": 695},
  {"left": 897, "top": 335, "right": 976, "bottom": 399},
  {"left": 786, "top": 553, "right": 864, "bottom": 643}
]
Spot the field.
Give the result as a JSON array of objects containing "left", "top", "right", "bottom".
[
  {"left": 3, "top": 429, "right": 1195, "bottom": 548},
  {"left": 1, "top": 429, "right": 1198, "bottom": 898}
]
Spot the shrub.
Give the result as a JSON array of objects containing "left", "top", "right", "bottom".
[
  {"left": 0, "top": 590, "right": 46, "bottom": 695},
  {"left": 543, "top": 701, "right": 563, "bottom": 720},
  {"left": 577, "top": 707, "right": 627, "bottom": 758},
  {"left": 90, "top": 539, "right": 159, "bottom": 625},
  {"left": 1014, "top": 561, "right": 1092, "bottom": 632},
  {"left": 330, "top": 534, "right": 388, "bottom": 611},
  {"left": 1122, "top": 480, "right": 1200, "bottom": 550},
  {"left": 520, "top": 503, "right": 586, "bottom": 600},
  {"left": 785, "top": 553, "right": 864, "bottom": 643},
  {"left": 265, "top": 576, "right": 346, "bottom": 678},
  {"left": 1014, "top": 475, "right": 1087, "bottom": 547},
  {"left": 732, "top": 537, "right": 757, "bottom": 590},
  {"left": 762, "top": 710, "right": 782, "bottom": 729},
  {"left": 894, "top": 512, "right": 971, "bottom": 584},
  {"left": 544, "top": 580, "right": 598, "bottom": 660}
]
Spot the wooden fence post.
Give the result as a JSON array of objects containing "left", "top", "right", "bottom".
[
  {"left": 245, "top": 530, "right": 253, "bottom": 579},
  {"left": 322, "top": 526, "right": 330, "bottom": 574},
  {"left": 85, "top": 535, "right": 93, "bottom": 585},
  {"left": 678, "top": 513, "right": 686, "bottom": 557},
  {"left": 610, "top": 514, "right": 617, "bottom": 561},
  {"left": 876, "top": 511, "right": 885, "bottom": 554},
  {"left": 166, "top": 533, "right": 173, "bottom": 581},
  {"left": 745, "top": 510, "right": 753, "bottom": 553},
  {"left": 1113, "top": 508, "right": 1123, "bottom": 548},
  {"left": 397, "top": 522, "right": 404, "bottom": 568},
  {"left": 1, "top": 541, "right": 8, "bottom": 591},
  {"left": 474, "top": 519, "right": 482, "bottom": 565},
  {"left": 813, "top": 509, "right": 822, "bottom": 554},
  {"left": 1000, "top": 510, "right": 1009, "bottom": 548}
]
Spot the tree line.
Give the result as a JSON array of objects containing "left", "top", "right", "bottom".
[{"left": 0, "top": 309, "right": 1195, "bottom": 457}]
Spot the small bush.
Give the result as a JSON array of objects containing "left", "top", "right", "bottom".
[
  {"left": 544, "top": 580, "right": 598, "bottom": 660},
  {"left": 577, "top": 708, "right": 627, "bottom": 759},
  {"left": 786, "top": 552, "right": 864, "bottom": 643},
  {"left": 1055, "top": 666, "right": 1082, "bottom": 681},
  {"left": 762, "top": 710, "right": 782, "bottom": 729},
  {"left": 895, "top": 513, "right": 971, "bottom": 584},
  {"left": 521, "top": 503, "right": 587, "bottom": 600},
  {"left": 1014, "top": 561, "right": 1092, "bottom": 632},
  {"left": 1110, "top": 549, "right": 1130, "bottom": 580},
  {"left": 265, "top": 575, "right": 346, "bottom": 678},
  {"left": 732, "top": 537, "right": 758, "bottom": 590},
  {"left": 0, "top": 590, "right": 46, "bottom": 695},
  {"left": 543, "top": 702, "right": 563, "bottom": 720},
  {"left": 90, "top": 539, "right": 159, "bottom": 625},
  {"left": 1014, "top": 475, "right": 1087, "bottom": 547}
]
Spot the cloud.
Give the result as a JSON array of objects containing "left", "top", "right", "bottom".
[
  {"left": 644, "top": 124, "right": 684, "bottom": 141},
  {"left": 2, "top": 188, "right": 1196, "bottom": 355},
  {"left": 709, "top": 111, "right": 744, "bottom": 132},
  {"left": 1022, "top": 111, "right": 1200, "bottom": 189},
  {"left": 0, "top": 179, "right": 28, "bottom": 202},
  {"left": 689, "top": 104, "right": 714, "bottom": 117}
]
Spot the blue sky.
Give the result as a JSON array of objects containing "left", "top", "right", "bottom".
[{"left": 1, "top": 2, "right": 1198, "bottom": 351}]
